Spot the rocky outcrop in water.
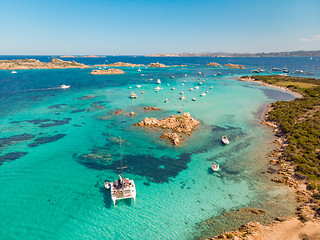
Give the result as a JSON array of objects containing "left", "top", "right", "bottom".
[
  {"left": 223, "top": 63, "right": 246, "bottom": 69},
  {"left": 144, "top": 107, "right": 162, "bottom": 111},
  {"left": 147, "top": 62, "right": 168, "bottom": 68},
  {"left": 134, "top": 112, "right": 199, "bottom": 146},
  {"left": 90, "top": 69, "right": 125, "bottom": 75},
  {"left": 95, "top": 62, "right": 141, "bottom": 67},
  {"left": 206, "top": 62, "right": 221, "bottom": 67},
  {"left": 0, "top": 58, "right": 89, "bottom": 70}
]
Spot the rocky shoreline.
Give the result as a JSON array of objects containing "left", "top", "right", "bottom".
[
  {"left": 0, "top": 58, "right": 89, "bottom": 70},
  {"left": 134, "top": 112, "right": 199, "bottom": 146},
  {"left": 224, "top": 63, "right": 246, "bottom": 69},
  {"left": 147, "top": 62, "right": 168, "bottom": 68},
  {"left": 207, "top": 77, "right": 320, "bottom": 239}
]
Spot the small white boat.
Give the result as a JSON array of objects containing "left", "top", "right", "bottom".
[
  {"left": 170, "top": 76, "right": 175, "bottom": 79},
  {"left": 184, "top": 74, "right": 187, "bottom": 77},
  {"left": 136, "top": 85, "right": 141, "bottom": 88},
  {"left": 141, "top": 74, "right": 144, "bottom": 76},
  {"left": 198, "top": 82, "right": 202, "bottom": 85},
  {"left": 141, "top": 92, "right": 144, "bottom": 94},
  {"left": 182, "top": 83, "right": 185, "bottom": 86},
  {"left": 165, "top": 99, "right": 169, "bottom": 103},
  {"left": 180, "top": 95, "right": 186, "bottom": 100},
  {"left": 192, "top": 97, "right": 196, "bottom": 101},
  {"left": 189, "top": 88, "right": 194, "bottom": 91},
  {"left": 221, "top": 136, "right": 229, "bottom": 145},
  {"left": 157, "top": 79, "right": 161, "bottom": 84},
  {"left": 171, "top": 87, "right": 175, "bottom": 90},
  {"left": 210, "top": 86, "right": 213, "bottom": 89},
  {"left": 195, "top": 86, "right": 199, "bottom": 90},
  {"left": 183, "top": 80, "right": 187, "bottom": 83},
  {"left": 130, "top": 92, "right": 138, "bottom": 99},
  {"left": 206, "top": 91, "right": 209, "bottom": 93},
  {"left": 200, "top": 92, "right": 206, "bottom": 97},
  {"left": 137, "top": 67, "right": 141, "bottom": 72},
  {"left": 167, "top": 83, "right": 170, "bottom": 86},
  {"left": 178, "top": 109, "right": 182, "bottom": 113},
  {"left": 149, "top": 78, "right": 153, "bottom": 81},
  {"left": 180, "top": 91, "right": 184, "bottom": 94},
  {"left": 198, "top": 72, "right": 202, "bottom": 75},
  {"left": 212, "top": 162, "right": 219, "bottom": 172},
  {"left": 11, "top": 71, "right": 17, "bottom": 74},
  {"left": 154, "top": 86, "right": 161, "bottom": 91},
  {"left": 60, "top": 85, "right": 70, "bottom": 89}
]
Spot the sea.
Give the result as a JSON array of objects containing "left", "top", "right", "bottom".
[{"left": 0, "top": 56, "right": 319, "bottom": 240}]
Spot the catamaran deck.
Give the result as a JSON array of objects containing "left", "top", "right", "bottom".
[{"left": 110, "top": 178, "right": 136, "bottom": 206}]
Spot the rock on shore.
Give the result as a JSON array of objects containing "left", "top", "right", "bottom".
[
  {"left": 224, "top": 63, "right": 246, "bottom": 69},
  {"left": 94, "top": 62, "right": 141, "bottom": 67},
  {"left": 134, "top": 112, "right": 199, "bottom": 146},
  {"left": 147, "top": 62, "right": 168, "bottom": 68},
  {"left": 0, "top": 58, "right": 89, "bottom": 70},
  {"left": 90, "top": 69, "right": 125, "bottom": 75}
]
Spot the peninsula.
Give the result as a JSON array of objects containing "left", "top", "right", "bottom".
[
  {"left": 134, "top": 112, "right": 199, "bottom": 146},
  {"left": 90, "top": 69, "right": 125, "bottom": 75},
  {"left": 211, "top": 75, "right": 320, "bottom": 239},
  {"left": 0, "top": 58, "right": 89, "bottom": 70}
]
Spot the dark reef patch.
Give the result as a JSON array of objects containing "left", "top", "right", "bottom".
[
  {"left": 28, "top": 134, "right": 66, "bottom": 147},
  {"left": 78, "top": 153, "right": 191, "bottom": 183},
  {"left": 48, "top": 104, "right": 68, "bottom": 109},
  {"left": 0, "top": 133, "right": 36, "bottom": 148},
  {"left": 70, "top": 109, "right": 85, "bottom": 113},
  {"left": 26, "top": 118, "right": 72, "bottom": 128},
  {"left": 0, "top": 152, "right": 28, "bottom": 165}
]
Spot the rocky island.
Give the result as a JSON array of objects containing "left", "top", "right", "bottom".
[
  {"left": 206, "top": 62, "right": 221, "bottom": 67},
  {"left": 0, "top": 58, "right": 89, "bottom": 70},
  {"left": 90, "top": 69, "right": 125, "bottom": 75},
  {"left": 94, "top": 62, "right": 141, "bottom": 67},
  {"left": 223, "top": 63, "right": 246, "bottom": 69},
  {"left": 147, "top": 62, "right": 168, "bottom": 68},
  {"left": 134, "top": 112, "right": 200, "bottom": 146}
]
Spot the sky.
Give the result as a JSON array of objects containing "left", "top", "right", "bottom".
[{"left": 0, "top": 0, "right": 320, "bottom": 55}]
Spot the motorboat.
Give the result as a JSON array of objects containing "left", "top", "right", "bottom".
[
  {"left": 180, "top": 95, "right": 186, "bottom": 100},
  {"left": 198, "top": 82, "right": 202, "bottom": 85},
  {"left": 11, "top": 71, "right": 17, "bottom": 74},
  {"left": 154, "top": 86, "right": 161, "bottom": 91},
  {"left": 195, "top": 86, "right": 199, "bottom": 90},
  {"left": 272, "top": 68, "right": 282, "bottom": 71},
  {"left": 218, "top": 72, "right": 221, "bottom": 75},
  {"left": 189, "top": 88, "right": 194, "bottom": 91},
  {"left": 136, "top": 85, "right": 141, "bottom": 88},
  {"left": 180, "top": 91, "right": 184, "bottom": 94},
  {"left": 157, "top": 79, "right": 161, "bottom": 84},
  {"left": 170, "top": 76, "right": 175, "bottom": 79},
  {"left": 210, "top": 86, "right": 213, "bottom": 89},
  {"left": 198, "top": 72, "right": 202, "bottom": 75},
  {"left": 184, "top": 74, "right": 187, "bottom": 77},
  {"left": 182, "top": 83, "right": 185, "bottom": 86},
  {"left": 171, "top": 87, "right": 175, "bottom": 90},
  {"left": 200, "top": 92, "right": 206, "bottom": 97},
  {"left": 60, "top": 85, "right": 70, "bottom": 89},
  {"left": 212, "top": 162, "right": 219, "bottom": 172},
  {"left": 221, "top": 136, "right": 229, "bottom": 145},
  {"left": 130, "top": 92, "right": 138, "bottom": 99},
  {"left": 165, "top": 99, "right": 169, "bottom": 103},
  {"left": 178, "top": 109, "right": 182, "bottom": 113},
  {"left": 192, "top": 97, "right": 196, "bottom": 101},
  {"left": 104, "top": 137, "right": 136, "bottom": 206}
]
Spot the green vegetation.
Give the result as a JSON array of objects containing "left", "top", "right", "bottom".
[{"left": 251, "top": 75, "right": 320, "bottom": 181}]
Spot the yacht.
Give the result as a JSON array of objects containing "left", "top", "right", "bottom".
[
  {"left": 272, "top": 68, "right": 282, "bottom": 71},
  {"left": 130, "top": 92, "right": 138, "bottom": 99},
  {"left": 104, "top": 137, "right": 136, "bottom": 206},
  {"left": 295, "top": 70, "right": 304, "bottom": 73},
  {"left": 221, "top": 136, "right": 229, "bottom": 145},
  {"left": 212, "top": 162, "right": 219, "bottom": 172},
  {"left": 11, "top": 71, "right": 17, "bottom": 74},
  {"left": 60, "top": 85, "right": 70, "bottom": 89}
]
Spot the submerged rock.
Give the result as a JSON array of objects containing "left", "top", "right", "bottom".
[
  {"left": 90, "top": 69, "right": 125, "bottom": 75},
  {"left": 143, "top": 107, "right": 162, "bottom": 111},
  {"left": 161, "top": 133, "right": 181, "bottom": 146}
]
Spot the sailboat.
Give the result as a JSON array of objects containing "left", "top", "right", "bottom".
[
  {"left": 137, "top": 67, "right": 141, "bottom": 72},
  {"left": 104, "top": 137, "right": 136, "bottom": 206}
]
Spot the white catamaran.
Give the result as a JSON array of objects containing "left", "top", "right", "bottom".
[{"left": 104, "top": 137, "right": 136, "bottom": 206}]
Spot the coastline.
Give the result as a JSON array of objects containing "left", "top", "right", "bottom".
[{"left": 206, "top": 77, "right": 320, "bottom": 239}]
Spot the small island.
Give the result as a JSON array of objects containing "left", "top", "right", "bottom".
[
  {"left": 94, "top": 62, "right": 141, "bottom": 67},
  {"left": 223, "top": 63, "right": 246, "bottom": 69},
  {"left": 0, "top": 58, "right": 89, "bottom": 70},
  {"left": 147, "top": 62, "right": 168, "bottom": 68},
  {"left": 90, "top": 69, "right": 125, "bottom": 75},
  {"left": 134, "top": 112, "right": 200, "bottom": 146},
  {"left": 206, "top": 62, "right": 221, "bottom": 67}
]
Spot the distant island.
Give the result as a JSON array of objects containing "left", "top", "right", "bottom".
[
  {"left": 0, "top": 58, "right": 89, "bottom": 70},
  {"left": 146, "top": 50, "right": 320, "bottom": 57},
  {"left": 94, "top": 62, "right": 141, "bottom": 67},
  {"left": 60, "top": 55, "right": 106, "bottom": 58},
  {"left": 90, "top": 69, "right": 125, "bottom": 75}
]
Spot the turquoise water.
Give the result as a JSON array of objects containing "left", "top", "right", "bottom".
[{"left": 0, "top": 61, "right": 301, "bottom": 239}]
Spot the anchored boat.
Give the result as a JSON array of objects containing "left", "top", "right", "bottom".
[{"left": 104, "top": 137, "right": 136, "bottom": 206}]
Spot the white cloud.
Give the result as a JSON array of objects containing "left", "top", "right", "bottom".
[{"left": 301, "top": 34, "right": 320, "bottom": 42}]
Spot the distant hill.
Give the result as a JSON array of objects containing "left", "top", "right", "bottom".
[{"left": 146, "top": 50, "right": 320, "bottom": 57}]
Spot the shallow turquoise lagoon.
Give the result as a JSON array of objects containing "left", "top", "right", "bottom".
[{"left": 0, "top": 65, "right": 298, "bottom": 239}]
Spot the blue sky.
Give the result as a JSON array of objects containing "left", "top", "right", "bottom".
[{"left": 0, "top": 0, "right": 320, "bottom": 55}]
